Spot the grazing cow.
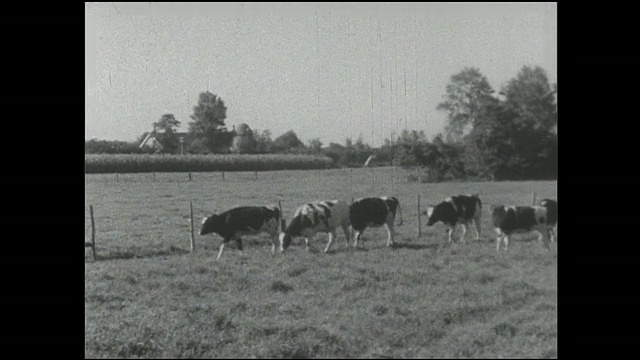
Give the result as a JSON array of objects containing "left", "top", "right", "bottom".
[
  {"left": 279, "top": 200, "right": 351, "bottom": 253},
  {"left": 425, "top": 194, "right": 483, "bottom": 244},
  {"left": 349, "top": 196, "right": 403, "bottom": 248},
  {"left": 200, "top": 205, "right": 281, "bottom": 260},
  {"left": 490, "top": 205, "right": 553, "bottom": 252},
  {"left": 539, "top": 199, "right": 557, "bottom": 243}
]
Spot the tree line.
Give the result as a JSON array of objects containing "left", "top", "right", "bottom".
[{"left": 85, "top": 65, "right": 556, "bottom": 181}]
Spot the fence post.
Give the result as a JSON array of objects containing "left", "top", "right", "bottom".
[
  {"left": 116, "top": 172, "right": 119, "bottom": 184},
  {"left": 90, "top": 205, "right": 97, "bottom": 260},
  {"left": 189, "top": 172, "right": 192, "bottom": 182},
  {"left": 222, "top": 172, "right": 225, "bottom": 181},
  {"left": 417, "top": 195, "right": 422, "bottom": 237},
  {"left": 190, "top": 201, "right": 195, "bottom": 252},
  {"left": 153, "top": 172, "right": 156, "bottom": 182},
  {"left": 255, "top": 171, "right": 258, "bottom": 180},
  {"left": 532, "top": 192, "right": 536, "bottom": 205}
]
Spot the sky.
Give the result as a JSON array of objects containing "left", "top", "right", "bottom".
[{"left": 85, "top": 2, "right": 557, "bottom": 147}]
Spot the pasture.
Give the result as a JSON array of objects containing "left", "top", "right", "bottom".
[{"left": 85, "top": 167, "right": 557, "bottom": 358}]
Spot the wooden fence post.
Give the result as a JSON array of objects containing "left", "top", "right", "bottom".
[
  {"left": 189, "top": 172, "right": 192, "bottom": 182},
  {"left": 532, "top": 192, "right": 536, "bottom": 205},
  {"left": 417, "top": 195, "right": 422, "bottom": 237},
  {"left": 116, "top": 172, "right": 119, "bottom": 184},
  {"left": 222, "top": 172, "right": 225, "bottom": 181},
  {"left": 153, "top": 172, "right": 156, "bottom": 182},
  {"left": 255, "top": 171, "right": 258, "bottom": 180},
  {"left": 90, "top": 205, "right": 97, "bottom": 260},
  {"left": 190, "top": 201, "right": 195, "bottom": 252}
]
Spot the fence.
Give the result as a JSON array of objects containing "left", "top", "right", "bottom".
[{"left": 86, "top": 169, "right": 547, "bottom": 260}]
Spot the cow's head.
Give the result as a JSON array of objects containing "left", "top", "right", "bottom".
[
  {"left": 200, "top": 214, "right": 218, "bottom": 235},
  {"left": 490, "top": 205, "right": 507, "bottom": 219},
  {"left": 425, "top": 206, "right": 437, "bottom": 226}
]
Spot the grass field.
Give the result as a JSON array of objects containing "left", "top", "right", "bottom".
[
  {"left": 85, "top": 167, "right": 557, "bottom": 358},
  {"left": 84, "top": 154, "right": 333, "bottom": 173}
]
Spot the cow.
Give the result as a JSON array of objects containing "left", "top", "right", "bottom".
[
  {"left": 424, "top": 194, "right": 482, "bottom": 244},
  {"left": 279, "top": 200, "right": 351, "bottom": 253},
  {"left": 349, "top": 196, "right": 403, "bottom": 249},
  {"left": 490, "top": 205, "right": 553, "bottom": 253},
  {"left": 539, "top": 199, "right": 557, "bottom": 243},
  {"left": 199, "top": 205, "right": 281, "bottom": 260}
]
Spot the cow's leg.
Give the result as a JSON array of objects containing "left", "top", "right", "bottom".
[
  {"left": 341, "top": 224, "right": 351, "bottom": 250},
  {"left": 324, "top": 230, "right": 336, "bottom": 253},
  {"left": 447, "top": 225, "right": 455, "bottom": 243},
  {"left": 503, "top": 235, "right": 509, "bottom": 252},
  {"left": 236, "top": 237, "right": 243, "bottom": 256},
  {"left": 385, "top": 223, "right": 395, "bottom": 247},
  {"left": 270, "top": 235, "right": 278, "bottom": 255},
  {"left": 217, "top": 239, "right": 228, "bottom": 260},
  {"left": 459, "top": 223, "right": 468, "bottom": 244},
  {"left": 550, "top": 224, "right": 557, "bottom": 243},
  {"left": 353, "top": 229, "right": 364, "bottom": 248},
  {"left": 473, "top": 219, "right": 481, "bottom": 241},
  {"left": 495, "top": 228, "right": 504, "bottom": 253},
  {"left": 536, "top": 225, "right": 551, "bottom": 252},
  {"left": 304, "top": 237, "right": 310, "bottom": 251}
]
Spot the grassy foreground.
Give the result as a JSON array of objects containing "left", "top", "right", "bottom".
[{"left": 85, "top": 168, "right": 557, "bottom": 358}]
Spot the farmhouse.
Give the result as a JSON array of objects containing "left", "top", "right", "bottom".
[{"left": 139, "top": 131, "right": 190, "bottom": 154}]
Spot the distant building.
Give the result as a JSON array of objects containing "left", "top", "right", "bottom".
[{"left": 139, "top": 131, "right": 189, "bottom": 154}]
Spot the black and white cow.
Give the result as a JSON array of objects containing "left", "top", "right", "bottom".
[
  {"left": 425, "top": 194, "right": 482, "bottom": 243},
  {"left": 200, "top": 205, "right": 281, "bottom": 260},
  {"left": 279, "top": 200, "right": 351, "bottom": 253},
  {"left": 539, "top": 199, "right": 557, "bottom": 243},
  {"left": 490, "top": 205, "right": 553, "bottom": 253},
  {"left": 349, "top": 196, "right": 403, "bottom": 248}
]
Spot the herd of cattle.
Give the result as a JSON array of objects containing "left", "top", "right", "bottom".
[{"left": 200, "top": 195, "right": 558, "bottom": 259}]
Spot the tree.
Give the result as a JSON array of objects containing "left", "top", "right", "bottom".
[
  {"left": 501, "top": 65, "right": 557, "bottom": 132},
  {"left": 498, "top": 66, "right": 558, "bottom": 179},
  {"left": 308, "top": 138, "right": 323, "bottom": 153},
  {"left": 395, "top": 129, "right": 429, "bottom": 168},
  {"left": 151, "top": 114, "right": 181, "bottom": 154},
  {"left": 187, "top": 91, "right": 232, "bottom": 153},
  {"left": 232, "top": 123, "right": 257, "bottom": 154},
  {"left": 272, "top": 130, "right": 305, "bottom": 153},
  {"left": 253, "top": 129, "right": 274, "bottom": 154},
  {"left": 323, "top": 142, "right": 348, "bottom": 167},
  {"left": 437, "top": 68, "right": 498, "bottom": 143},
  {"left": 353, "top": 134, "right": 373, "bottom": 166},
  {"left": 464, "top": 103, "right": 525, "bottom": 180}
]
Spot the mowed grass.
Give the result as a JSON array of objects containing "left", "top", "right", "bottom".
[{"left": 85, "top": 168, "right": 557, "bottom": 358}]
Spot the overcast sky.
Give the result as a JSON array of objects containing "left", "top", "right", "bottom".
[{"left": 85, "top": 2, "right": 557, "bottom": 147}]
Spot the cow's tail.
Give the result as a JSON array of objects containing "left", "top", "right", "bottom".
[{"left": 396, "top": 203, "right": 404, "bottom": 226}]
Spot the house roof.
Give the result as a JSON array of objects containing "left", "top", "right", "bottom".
[{"left": 139, "top": 131, "right": 189, "bottom": 148}]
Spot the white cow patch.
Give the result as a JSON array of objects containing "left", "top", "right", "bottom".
[{"left": 427, "top": 206, "right": 434, "bottom": 219}]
